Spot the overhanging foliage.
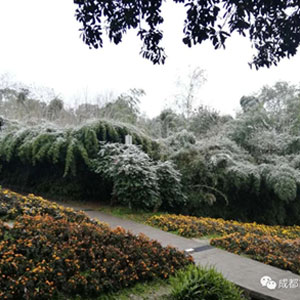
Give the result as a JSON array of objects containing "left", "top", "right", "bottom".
[{"left": 74, "top": 0, "right": 300, "bottom": 68}]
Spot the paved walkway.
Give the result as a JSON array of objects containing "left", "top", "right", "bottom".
[{"left": 58, "top": 203, "right": 300, "bottom": 300}]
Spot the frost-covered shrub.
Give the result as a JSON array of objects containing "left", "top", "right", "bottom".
[
  {"left": 227, "top": 110, "right": 272, "bottom": 150},
  {"left": 187, "top": 105, "right": 228, "bottom": 138},
  {"left": 164, "top": 129, "right": 196, "bottom": 152},
  {"left": 0, "top": 119, "right": 163, "bottom": 203},
  {"left": 170, "top": 133, "right": 300, "bottom": 224},
  {"left": 262, "top": 164, "right": 299, "bottom": 202},
  {"left": 165, "top": 83, "right": 300, "bottom": 224},
  {"left": 92, "top": 143, "right": 186, "bottom": 211},
  {"left": 290, "top": 154, "right": 300, "bottom": 169},
  {"left": 225, "top": 162, "right": 261, "bottom": 195},
  {"left": 247, "top": 130, "right": 295, "bottom": 157},
  {"left": 93, "top": 143, "right": 160, "bottom": 210},
  {"left": 199, "top": 136, "right": 253, "bottom": 165},
  {"left": 170, "top": 145, "right": 228, "bottom": 214},
  {"left": 155, "top": 160, "right": 187, "bottom": 210}
]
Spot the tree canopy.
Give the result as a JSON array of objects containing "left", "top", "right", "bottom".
[{"left": 74, "top": 0, "right": 300, "bottom": 69}]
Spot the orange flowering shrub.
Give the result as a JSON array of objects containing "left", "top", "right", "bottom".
[
  {"left": 147, "top": 214, "right": 300, "bottom": 274},
  {"left": 0, "top": 189, "right": 93, "bottom": 224},
  {"left": 211, "top": 233, "right": 300, "bottom": 275},
  {"left": 146, "top": 214, "right": 300, "bottom": 239},
  {"left": 0, "top": 215, "right": 192, "bottom": 299},
  {"left": 0, "top": 189, "right": 193, "bottom": 299}
]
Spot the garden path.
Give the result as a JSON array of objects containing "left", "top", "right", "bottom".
[{"left": 57, "top": 202, "right": 300, "bottom": 300}]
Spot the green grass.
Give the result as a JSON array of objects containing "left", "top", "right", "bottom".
[
  {"left": 98, "top": 279, "right": 172, "bottom": 300},
  {"left": 97, "top": 204, "right": 166, "bottom": 224},
  {"left": 97, "top": 205, "right": 220, "bottom": 242},
  {"left": 96, "top": 205, "right": 223, "bottom": 242},
  {"left": 56, "top": 278, "right": 171, "bottom": 300},
  {"left": 57, "top": 199, "right": 223, "bottom": 241}
]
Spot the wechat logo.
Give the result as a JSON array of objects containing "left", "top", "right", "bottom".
[{"left": 260, "top": 276, "right": 277, "bottom": 290}]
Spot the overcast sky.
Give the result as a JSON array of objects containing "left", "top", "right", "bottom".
[{"left": 1, "top": 1, "right": 300, "bottom": 117}]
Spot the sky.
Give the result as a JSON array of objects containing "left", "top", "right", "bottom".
[{"left": 0, "top": 0, "right": 300, "bottom": 118}]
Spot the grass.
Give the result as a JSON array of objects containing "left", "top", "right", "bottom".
[
  {"left": 97, "top": 279, "right": 172, "bottom": 300},
  {"left": 56, "top": 279, "right": 172, "bottom": 300},
  {"left": 97, "top": 206, "right": 219, "bottom": 240},
  {"left": 97, "top": 204, "right": 166, "bottom": 224},
  {"left": 64, "top": 203, "right": 217, "bottom": 241}
]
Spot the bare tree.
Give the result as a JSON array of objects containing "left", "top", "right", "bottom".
[{"left": 174, "top": 66, "right": 206, "bottom": 119}]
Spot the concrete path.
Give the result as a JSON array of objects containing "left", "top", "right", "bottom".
[{"left": 58, "top": 203, "right": 300, "bottom": 300}]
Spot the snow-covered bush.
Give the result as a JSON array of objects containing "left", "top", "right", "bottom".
[
  {"left": 261, "top": 163, "right": 299, "bottom": 203},
  {"left": 155, "top": 160, "right": 187, "bottom": 210},
  {"left": 92, "top": 143, "right": 186, "bottom": 211},
  {"left": 92, "top": 143, "right": 160, "bottom": 210},
  {"left": 164, "top": 129, "right": 196, "bottom": 153},
  {"left": 170, "top": 131, "right": 300, "bottom": 224}
]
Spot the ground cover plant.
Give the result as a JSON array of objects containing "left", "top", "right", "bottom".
[
  {"left": 147, "top": 214, "right": 300, "bottom": 239},
  {"left": 0, "top": 188, "right": 193, "bottom": 299},
  {"left": 0, "top": 189, "right": 93, "bottom": 224},
  {"left": 97, "top": 204, "right": 164, "bottom": 224},
  {"left": 94, "top": 278, "right": 172, "bottom": 300},
  {"left": 211, "top": 233, "right": 300, "bottom": 275},
  {"left": 147, "top": 214, "right": 300, "bottom": 274},
  {"left": 169, "top": 264, "right": 246, "bottom": 300}
]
